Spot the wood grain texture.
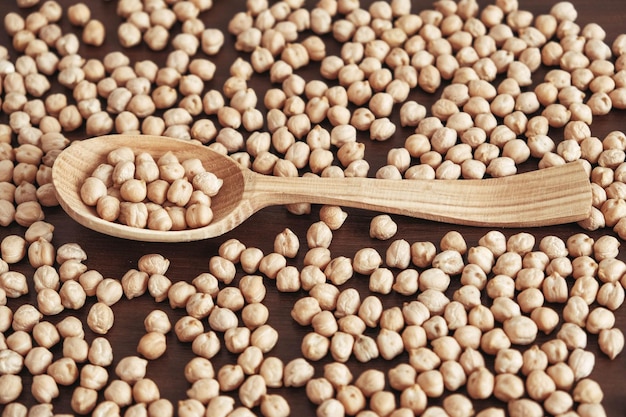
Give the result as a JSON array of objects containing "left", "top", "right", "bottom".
[
  {"left": 53, "top": 135, "right": 591, "bottom": 242},
  {"left": 1, "top": 1, "right": 626, "bottom": 416}
]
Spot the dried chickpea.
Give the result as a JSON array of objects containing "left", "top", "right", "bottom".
[
  {"left": 0, "top": 374, "right": 22, "bottom": 404},
  {"left": 87, "top": 302, "right": 114, "bottom": 335},
  {"left": 466, "top": 367, "right": 495, "bottom": 400},
  {"left": 598, "top": 328, "right": 624, "bottom": 359},
  {"left": 364, "top": 214, "right": 398, "bottom": 243}
]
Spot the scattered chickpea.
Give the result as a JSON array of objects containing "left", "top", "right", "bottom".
[
  {"left": 598, "top": 328, "right": 624, "bottom": 359},
  {"left": 4, "top": 0, "right": 626, "bottom": 414}
]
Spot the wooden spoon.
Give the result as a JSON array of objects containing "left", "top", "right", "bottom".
[{"left": 52, "top": 134, "right": 592, "bottom": 242}]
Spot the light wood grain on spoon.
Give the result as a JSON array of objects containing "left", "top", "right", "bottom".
[{"left": 52, "top": 135, "right": 592, "bottom": 242}]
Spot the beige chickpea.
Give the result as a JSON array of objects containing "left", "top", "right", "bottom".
[
  {"left": 316, "top": 206, "right": 348, "bottom": 232},
  {"left": 396, "top": 384, "right": 428, "bottom": 415},
  {"left": 504, "top": 315, "right": 538, "bottom": 345},
  {"left": 306, "top": 283, "right": 337, "bottom": 313},
  {"left": 466, "top": 367, "right": 495, "bottom": 400},
  {"left": 583, "top": 307, "right": 614, "bottom": 334},
  {"left": 275, "top": 265, "right": 300, "bottom": 292},
  {"left": 79, "top": 176, "right": 108, "bottom": 207},
  {"left": 525, "top": 347, "right": 557, "bottom": 377},
  {"left": 506, "top": 399, "right": 543, "bottom": 417},
  {"left": 300, "top": 331, "right": 329, "bottom": 361},
  {"left": 571, "top": 378, "right": 603, "bottom": 406},
  {"left": 81, "top": 19, "right": 106, "bottom": 46},
  {"left": 0, "top": 374, "right": 22, "bottom": 404},
  {"left": 407, "top": 241, "right": 435, "bottom": 269},
  {"left": 248, "top": 324, "right": 277, "bottom": 354},
  {"left": 141, "top": 24, "right": 169, "bottom": 51},
  {"left": 324, "top": 289, "right": 357, "bottom": 321},
  {"left": 54, "top": 316, "right": 84, "bottom": 341},
  {"left": 271, "top": 357, "right": 314, "bottom": 390},
  {"left": 327, "top": 330, "right": 352, "bottom": 362},
  {"left": 463, "top": 250, "right": 493, "bottom": 279},
  {"left": 214, "top": 288, "right": 243, "bottom": 314},
  {"left": 526, "top": 304, "right": 558, "bottom": 334},
  {"left": 515, "top": 285, "right": 544, "bottom": 312},
  {"left": 222, "top": 327, "right": 249, "bottom": 355},
  {"left": 338, "top": 315, "right": 366, "bottom": 337},
  {"left": 468, "top": 304, "right": 494, "bottom": 332},
  {"left": 76, "top": 386, "right": 103, "bottom": 413},
  {"left": 442, "top": 393, "right": 474, "bottom": 417},
  {"left": 47, "top": 356, "right": 79, "bottom": 386},
  {"left": 1, "top": 234, "right": 28, "bottom": 264},
  {"left": 0, "top": 305, "right": 11, "bottom": 333},
  {"left": 148, "top": 274, "right": 172, "bottom": 303},
  {"left": 116, "top": 20, "right": 144, "bottom": 47},
  {"left": 0, "top": 348, "right": 23, "bottom": 376},
  {"left": 201, "top": 396, "right": 234, "bottom": 417},
  {"left": 386, "top": 364, "right": 416, "bottom": 395},
  {"left": 5, "top": 330, "right": 31, "bottom": 357},
  {"left": 132, "top": 378, "right": 161, "bottom": 404},
  {"left": 432, "top": 249, "right": 465, "bottom": 275},
  {"left": 568, "top": 237, "right": 596, "bottom": 263},
  {"left": 201, "top": 303, "right": 237, "bottom": 334},
  {"left": 515, "top": 267, "right": 545, "bottom": 291},
  {"left": 352, "top": 335, "right": 379, "bottom": 363},
  {"left": 366, "top": 214, "right": 398, "bottom": 240},
  {"left": 351, "top": 295, "right": 384, "bottom": 329},
  {"left": 541, "top": 271, "right": 568, "bottom": 302},
  {"left": 144, "top": 310, "right": 172, "bottom": 334},
  {"left": 598, "top": 328, "right": 624, "bottom": 359},
  {"left": 300, "top": 261, "right": 324, "bottom": 291},
  {"left": 421, "top": 315, "right": 448, "bottom": 343},
  {"left": 315, "top": 398, "right": 346, "bottom": 417},
  {"left": 521, "top": 368, "right": 556, "bottom": 403},
  {"left": 183, "top": 359, "right": 217, "bottom": 393},
  {"left": 86, "top": 337, "right": 112, "bottom": 368},
  {"left": 556, "top": 322, "right": 588, "bottom": 352},
  {"left": 566, "top": 349, "right": 595, "bottom": 384},
  {"left": 593, "top": 235, "right": 620, "bottom": 260},
  {"left": 24, "top": 346, "right": 53, "bottom": 375},
  {"left": 30, "top": 322, "right": 57, "bottom": 351},
  {"left": 80, "top": 363, "right": 109, "bottom": 392},
  {"left": 233, "top": 345, "right": 263, "bottom": 377},
  {"left": 374, "top": 327, "right": 402, "bottom": 360},
  {"left": 1, "top": 270, "right": 29, "bottom": 299},
  {"left": 259, "top": 394, "right": 290, "bottom": 417},
  {"left": 452, "top": 324, "right": 481, "bottom": 351},
  {"left": 87, "top": 302, "right": 114, "bottom": 335},
  {"left": 221, "top": 247, "right": 259, "bottom": 277},
  {"left": 493, "top": 373, "right": 525, "bottom": 403},
  {"left": 181, "top": 326, "right": 213, "bottom": 357},
  {"left": 35, "top": 182, "right": 59, "bottom": 207},
  {"left": 135, "top": 331, "right": 166, "bottom": 360},
  {"left": 111, "top": 357, "right": 147, "bottom": 389},
  {"left": 479, "top": 327, "right": 511, "bottom": 356},
  {"left": 309, "top": 311, "right": 336, "bottom": 339},
  {"left": 38, "top": 286, "right": 66, "bottom": 315},
  {"left": 385, "top": 240, "right": 411, "bottom": 272},
  {"left": 491, "top": 349, "right": 522, "bottom": 378}
]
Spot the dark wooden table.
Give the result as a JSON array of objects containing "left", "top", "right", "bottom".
[{"left": 1, "top": 0, "right": 625, "bottom": 416}]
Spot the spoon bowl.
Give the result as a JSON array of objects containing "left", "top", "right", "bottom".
[
  {"left": 52, "top": 134, "right": 592, "bottom": 242},
  {"left": 53, "top": 135, "right": 248, "bottom": 242}
]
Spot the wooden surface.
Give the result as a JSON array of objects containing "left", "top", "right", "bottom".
[{"left": 1, "top": 0, "right": 626, "bottom": 416}]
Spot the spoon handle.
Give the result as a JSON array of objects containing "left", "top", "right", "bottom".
[{"left": 247, "top": 161, "right": 591, "bottom": 227}]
